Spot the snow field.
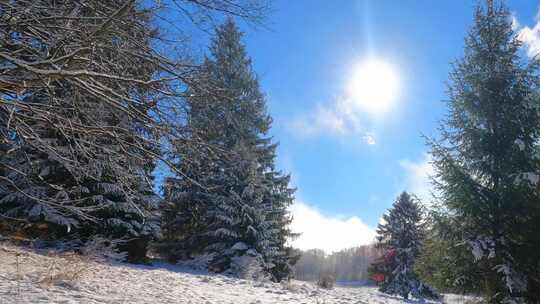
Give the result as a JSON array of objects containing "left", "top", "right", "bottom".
[{"left": 0, "top": 245, "right": 480, "bottom": 304}]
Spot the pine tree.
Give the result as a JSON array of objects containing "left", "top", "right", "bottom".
[
  {"left": 414, "top": 210, "right": 483, "bottom": 294},
  {"left": 371, "top": 192, "right": 438, "bottom": 300},
  {"left": 161, "top": 19, "right": 296, "bottom": 280},
  {"left": 0, "top": 84, "right": 160, "bottom": 263},
  {"left": 430, "top": 1, "right": 540, "bottom": 301},
  {"left": 0, "top": 1, "right": 161, "bottom": 262},
  {"left": 256, "top": 139, "right": 299, "bottom": 281}
]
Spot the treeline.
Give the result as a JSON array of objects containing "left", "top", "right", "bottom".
[
  {"left": 370, "top": 2, "right": 540, "bottom": 303},
  {"left": 0, "top": 0, "right": 297, "bottom": 281},
  {"left": 294, "top": 245, "right": 380, "bottom": 283}
]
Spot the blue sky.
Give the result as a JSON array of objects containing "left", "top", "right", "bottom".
[
  {"left": 229, "top": 1, "right": 540, "bottom": 252},
  {"left": 158, "top": 1, "right": 540, "bottom": 252}
]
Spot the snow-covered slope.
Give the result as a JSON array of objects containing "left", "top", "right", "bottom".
[{"left": 0, "top": 245, "right": 479, "bottom": 304}]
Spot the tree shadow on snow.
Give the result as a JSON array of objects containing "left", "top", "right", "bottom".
[{"left": 106, "top": 259, "right": 210, "bottom": 276}]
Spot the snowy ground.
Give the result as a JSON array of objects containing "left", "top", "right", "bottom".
[{"left": 0, "top": 244, "right": 480, "bottom": 304}]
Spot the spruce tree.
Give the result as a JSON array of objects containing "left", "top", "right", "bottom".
[
  {"left": 161, "top": 19, "right": 296, "bottom": 280},
  {"left": 372, "top": 192, "right": 438, "bottom": 300},
  {"left": 414, "top": 210, "right": 483, "bottom": 294},
  {"left": 0, "top": 1, "right": 161, "bottom": 262},
  {"left": 0, "top": 84, "right": 160, "bottom": 263},
  {"left": 431, "top": 1, "right": 540, "bottom": 301}
]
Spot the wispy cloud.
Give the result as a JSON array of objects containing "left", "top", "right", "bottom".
[
  {"left": 289, "top": 201, "right": 376, "bottom": 253},
  {"left": 515, "top": 8, "right": 540, "bottom": 58},
  {"left": 289, "top": 96, "right": 376, "bottom": 145},
  {"left": 288, "top": 59, "right": 402, "bottom": 145},
  {"left": 290, "top": 103, "right": 346, "bottom": 136},
  {"left": 399, "top": 154, "right": 435, "bottom": 205},
  {"left": 362, "top": 133, "right": 377, "bottom": 145}
]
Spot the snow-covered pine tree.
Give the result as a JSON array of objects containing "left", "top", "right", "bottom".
[
  {"left": 81, "top": 96, "right": 162, "bottom": 263},
  {"left": 430, "top": 1, "right": 540, "bottom": 301},
  {"left": 208, "top": 144, "right": 272, "bottom": 275},
  {"left": 0, "top": 1, "right": 161, "bottom": 262},
  {"left": 161, "top": 19, "right": 296, "bottom": 280},
  {"left": 0, "top": 85, "right": 160, "bottom": 263},
  {"left": 372, "top": 192, "right": 438, "bottom": 300},
  {"left": 161, "top": 141, "right": 271, "bottom": 275},
  {"left": 255, "top": 137, "right": 299, "bottom": 281},
  {"left": 159, "top": 137, "right": 215, "bottom": 261}
]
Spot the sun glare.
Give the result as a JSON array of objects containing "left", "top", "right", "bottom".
[{"left": 347, "top": 60, "right": 400, "bottom": 115}]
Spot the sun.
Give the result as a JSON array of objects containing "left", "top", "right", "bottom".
[{"left": 347, "top": 60, "right": 400, "bottom": 115}]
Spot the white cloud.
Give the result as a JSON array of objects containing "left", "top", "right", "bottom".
[
  {"left": 399, "top": 154, "right": 435, "bottom": 204},
  {"left": 289, "top": 96, "right": 376, "bottom": 145},
  {"left": 291, "top": 104, "right": 345, "bottom": 136},
  {"left": 518, "top": 25, "right": 540, "bottom": 58},
  {"left": 363, "top": 133, "right": 376, "bottom": 145},
  {"left": 515, "top": 9, "right": 540, "bottom": 58},
  {"left": 289, "top": 201, "right": 376, "bottom": 253}
]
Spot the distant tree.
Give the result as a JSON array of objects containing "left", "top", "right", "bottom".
[
  {"left": 295, "top": 246, "right": 380, "bottom": 283},
  {"left": 371, "top": 192, "right": 438, "bottom": 300},
  {"left": 430, "top": 1, "right": 540, "bottom": 301},
  {"left": 293, "top": 249, "right": 327, "bottom": 281}
]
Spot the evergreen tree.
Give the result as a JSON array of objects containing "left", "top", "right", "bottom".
[
  {"left": 257, "top": 139, "right": 299, "bottom": 281},
  {"left": 371, "top": 192, "right": 438, "bottom": 300},
  {"left": 0, "top": 1, "right": 161, "bottom": 262},
  {"left": 414, "top": 210, "right": 483, "bottom": 294},
  {"left": 0, "top": 81, "right": 160, "bottom": 264},
  {"left": 431, "top": 1, "right": 540, "bottom": 301},
  {"left": 1, "top": 0, "right": 272, "bottom": 262},
  {"left": 161, "top": 19, "right": 296, "bottom": 280}
]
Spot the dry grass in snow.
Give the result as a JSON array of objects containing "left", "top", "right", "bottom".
[{"left": 0, "top": 244, "right": 481, "bottom": 304}]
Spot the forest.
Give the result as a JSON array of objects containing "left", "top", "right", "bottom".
[{"left": 294, "top": 245, "right": 379, "bottom": 283}]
